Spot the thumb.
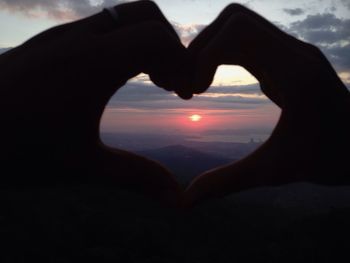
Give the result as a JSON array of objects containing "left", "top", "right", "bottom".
[{"left": 189, "top": 45, "right": 221, "bottom": 94}]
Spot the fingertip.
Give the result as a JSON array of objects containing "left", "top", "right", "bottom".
[
  {"left": 191, "top": 78, "right": 212, "bottom": 95},
  {"left": 191, "top": 57, "right": 217, "bottom": 94},
  {"left": 176, "top": 91, "right": 193, "bottom": 100}
]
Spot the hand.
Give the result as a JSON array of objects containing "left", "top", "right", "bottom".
[
  {"left": 185, "top": 4, "right": 350, "bottom": 206},
  {"left": 0, "top": 0, "right": 189, "bottom": 206}
]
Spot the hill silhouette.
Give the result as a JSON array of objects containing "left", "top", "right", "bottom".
[
  {"left": 137, "top": 145, "right": 234, "bottom": 184},
  {"left": 0, "top": 47, "right": 10, "bottom": 55}
]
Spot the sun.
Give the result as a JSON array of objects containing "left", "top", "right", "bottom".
[{"left": 189, "top": 114, "right": 202, "bottom": 122}]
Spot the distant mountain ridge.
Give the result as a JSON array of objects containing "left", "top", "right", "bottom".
[
  {"left": 137, "top": 144, "right": 234, "bottom": 184},
  {"left": 101, "top": 132, "right": 263, "bottom": 160},
  {"left": 0, "top": 47, "right": 11, "bottom": 55}
]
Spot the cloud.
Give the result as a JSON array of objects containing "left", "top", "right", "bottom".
[
  {"left": 283, "top": 8, "right": 304, "bottom": 16},
  {"left": 106, "top": 82, "right": 269, "bottom": 111},
  {"left": 326, "top": 44, "right": 350, "bottom": 72},
  {"left": 206, "top": 84, "right": 261, "bottom": 95},
  {"left": 289, "top": 13, "right": 350, "bottom": 45},
  {"left": 341, "top": 0, "right": 350, "bottom": 10},
  {"left": 114, "top": 82, "right": 262, "bottom": 98},
  {"left": 0, "top": 0, "right": 125, "bottom": 20},
  {"left": 0, "top": 0, "right": 206, "bottom": 46},
  {"left": 288, "top": 13, "right": 350, "bottom": 72},
  {"left": 172, "top": 23, "right": 206, "bottom": 46}
]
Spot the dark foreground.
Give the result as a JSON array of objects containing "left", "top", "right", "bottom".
[{"left": 1, "top": 183, "right": 350, "bottom": 263}]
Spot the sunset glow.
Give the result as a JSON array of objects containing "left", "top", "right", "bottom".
[
  {"left": 1, "top": 0, "right": 346, "bottom": 146},
  {"left": 189, "top": 114, "right": 202, "bottom": 122},
  {"left": 213, "top": 65, "right": 258, "bottom": 86}
]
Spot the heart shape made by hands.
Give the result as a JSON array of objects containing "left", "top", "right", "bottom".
[
  {"left": 142, "top": 3, "right": 350, "bottom": 207},
  {"left": 0, "top": 2, "right": 348, "bottom": 208},
  {"left": 99, "top": 3, "right": 350, "bottom": 207}
]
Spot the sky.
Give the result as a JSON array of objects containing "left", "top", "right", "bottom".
[{"left": 0, "top": 0, "right": 349, "bottom": 143}]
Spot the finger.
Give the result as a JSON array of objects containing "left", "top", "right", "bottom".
[
  {"left": 190, "top": 12, "right": 297, "bottom": 104},
  {"left": 75, "top": 0, "right": 180, "bottom": 41},
  {"left": 176, "top": 90, "right": 193, "bottom": 100},
  {"left": 89, "top": 21, "right": 192, "bottom": 95},
  {"left": 76, "top": 1, "right": 192, "bottom": 97},
  {"left": 189, "top": 4, "right": 315, "bottom": 105},
  {"left": 188, "top": 4, "right": 243, "bottom": 53},
  {"left": 189, "top": 3, "right": 304, "bottom": 54},
  {"left": 188, "top": 12, "right": 265, "bottom": 94}
]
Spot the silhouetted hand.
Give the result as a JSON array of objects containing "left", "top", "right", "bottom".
[
  {"left": 0, "top": 0, "right": 191, "bottom": 206},
  {"left": 185, "top": 4, "right": 350, "bottom": 206}
]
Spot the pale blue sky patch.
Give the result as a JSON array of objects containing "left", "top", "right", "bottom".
[{"left": 0, "top": 11, "right": 57, "bottom": 47}]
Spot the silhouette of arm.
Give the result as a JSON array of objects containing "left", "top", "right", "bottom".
[{"left": 185, "top": 4, "right": 350, "bottom": 206}]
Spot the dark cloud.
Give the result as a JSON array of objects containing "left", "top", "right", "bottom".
[
  {"left": 289, "top": 13, "right": 350, "bottom": 45},
  {"left": 208, "top": 84, "right": 261, "bottom": 95},
  {"left": 329, "top": 5, "right": 337, "bottom": 12},
  {"left": 0, "top": 0, "right": 124, "bottom": 20},
  {"left": 283, "top": 8, "right": 304, "bottom": 16},
  {"left": 341, "top": 0, "right": 350, "bottom": 10},
  {"left": 108, "top": 99, "right": 266, "bottom": 111},
  {"left": 112, "top": 82, "right": 262, "bottom": 99},
  {"left": 106, "top": 82, "right": 269, "bottom": 111},
  {"left": 326, "top": 44, "right": 350, "bottom": 72},
  {"left": 288, "top": 13, "right": 350, "bottom": 72}
]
